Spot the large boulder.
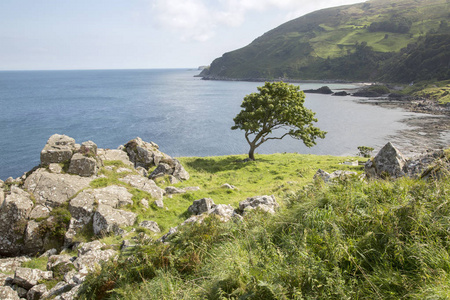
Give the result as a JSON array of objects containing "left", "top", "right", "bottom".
[
  {"left": 365, "top": 142, "right": 407, "bottom": 179},
  {"left": 13, "top": 267, "right": 53, "bottom": 290},
  {"left": 97, "top": 149, "right": 134, "bottom": 167},
  {"left": 188, "top": 198, "right": 215, "bottom": 215},
  {"left": 40, "top": 134, "right": 76, "bottom": 165},
  {"left": 0, "top": 286, "right": 20, "bottom": 300},
  {"left": 67, "top": 153, "right": 98, "bottom": 177},
  {"left": 119, "top": 175, "right": 164, "bottom": 200},
  {"left": 27, "top": 284, "right": 48, "bottom": 300},
  {"left": 0, "top": 257, "right": 30, "bottom": 274},
  {"left": 239, "top": 195, "right": 279, "bottom": 215},
  {"left": 24, "top": 169, "right": 92, "bottom": 208},
  {"left": 124, "top": 137, "right": 172, "bottom": 169},
  {"left": 24, "top": 220, "right": 44, "bottom": 254},
  {"left": 73, "top": 241, "right": 116, "bottom": 275},
  {"left": 0, "top": 187, "right": 34, "bottom": 256},
  {"left": 93, "top": 204, "right": 137, "bottom": 236},
  {"left": 149, "top": 159, "right": 190, "bottom": 181}
]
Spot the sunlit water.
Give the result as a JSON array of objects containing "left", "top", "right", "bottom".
[{"left": 0, "top": 69, "right": 423, "bottom": 180}]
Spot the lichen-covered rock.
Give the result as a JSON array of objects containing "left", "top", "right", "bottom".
[
  {"left": 0, "top": 188, "right": 4, "bottom": 207},
  {"left": 55, "top": 284, "right": 81, "bottom": 300},
  {"left": 0, "top": 257, "right": 30, "bottom": 274},
  {"left": 97, "top": 148, "right": 133, "bottom": 167},
  {"left": 313, "top": 169, "right": 357, "bottom": 183},
  {"left": 209, "top": 204, "right": 241, "bottom": 222},
  {"left": 365, "top": 142, "right": 407, "bottom": 179},
  {"left": 0, "top": 187, "right": 34, "bottom": 256},
  {"left": 239, "top": 195, "right": 279, "bottom": 215},
  {"left": 29, "top": 205, "right": 50, "bottom": 220},
  {"left": 165, "top": 186, "right": 186, "bottom": 194},
  {"left": 79, "top": 141, "right": 97, "bottom": 157},
  {"left": 0, "top": 286, "right": 20, "bottom": 300},
  {"left": 188, "top": 198, "right": 215, "bottom": 215},
  {"left": 124, "top": 137, "right": 172, "bottom": 169},
  {"left": 48, "top": 163, "right": 63, "bottom": 174},
  {"left": 221, "top": 183, "right": 235, "bottom": 189},
  {"left": 24, "top": 220, "right": 44, "bottom": 254},
  {"left": 73, "top": 248, "right": 116, "bottom": 275},
  {"left": 119, "top": 175, "right": 164, "bottom": 200},
  {"left": 68, "top": 153, "right": 98, "bottom": 177},
  {"left": 149, "top": 159, "right": 190, "bottom": 181},
  {"left": 41, "top": 281, "right": 74, "bottom": 299},
  {"left": 13, "top": 267, "right": 53, "bottom": 290},
  {"left": 47, "top": 255, "right": 74, "bottom": 273},
  {"left": 24, "top": 169, "right": 92, "bottom": 208},
  {"left": 139, "top": 221, "right": 160, "bottom": 233},
  {"left": 40, "top": 134, "right": 76, "bottom": 165},
  {"left": 27, "top": 284, "right": 47, "bottom": 300},
  {"left": 77, "top": 241, "right": 104, "bottom": 256},
  {"left": 0, "top": 273, "right": 10, "bottom": 286},
  {"left": 93, "top": 204, "right": 137, "bottom": 236}
]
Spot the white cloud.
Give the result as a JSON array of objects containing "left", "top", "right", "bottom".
[{"left": 151, "top": 0, "right": 365, "bottom": 42}]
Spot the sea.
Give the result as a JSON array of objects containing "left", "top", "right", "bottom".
[{"left": 0, "top": 68, "right": 437, "bottom": 180}]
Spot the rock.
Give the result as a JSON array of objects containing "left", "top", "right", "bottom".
[
  {"left": 0, "top": 286, "right": 20, "bottom": 300},
  {"left": 41, "top": 281, "right": 73, "bottom": 299},
  {"left": 221, "top": 183, "right": 235, "bottom": 189},
  {"left": 184, "top": 186, "right": 200, "bottom": 192},
  {"left": 365, "top": 142, "right": 407, "bottom": 179},
  {"left": 27, "top": 284, "right": 47, "bottom": 300},
  {"left": 121, "top": 240, "right": 133, "bottom": 251},
  {"left": 149, "top": 159, "right": 190, "bottom": 181},
  {"left": 73, "top": 248, "right": 116, "bottom": 275},
  {"left": 188, "top": 198, "right": 215, "bottom": 215},
  {"left": 97, "top": 149, "right": 133, "bottom": 167},
  {"left": 0, "top": 179, "right": 3, "bottom": 188},
  {"left": 16, "top": 286, "right": 28, "bottom": 298},
  {"left": 78, "top": 241, "right": 104, "bottom": 256},
  {"left": 239, "top": 195, "right": 279, "bottom": 215},
  {"left": 48, "top": 163, "right": 63, "bottom": 174},
  {"left": 56, "top": 284, "right": 81, "bottom": 300},
  {"left": 0, "top": 188, "right": 4, "bottom": 207},
  {"left": 0, "top": 187, "right": 34, "bottom": 256},
  {"left": 0, "top": 257, "right": 30, "bottom": 274},
  {"left": 29, "top": 205, "right": 50, "bottom": 220},
  {"left": 140, "top": 199, "right": 149, "bottom": 209},
  {"left": 24, "top": 220, "right": 44, "bottom": 253},
  {"left": 67, "top": 153, "right": 98, "bottom": 177},
  {"left": 0, "top": 273, "right": 11, "bottom": 286},
  {"left": 124, "top": 137, "right": 171, "bottom": 169},
  {"left": 40, "top": 134, "right": 76, "bottom": 165},
  {"left": 24, "top": 169, "right": 92, "bottom": 208},
  {"left": 209, "top": 204, "right": 241, "bottom": 222},
  {"left": 139, "top": 221, "right": 160, "bottom": 233},
  {"left": 313, "top": 169, "right": 357, "bottom": 183},
  {"left": 159, "top": 227, "right": 178, "bottom": 243},
  {"left": 153, "top": 199, "right": 164, "bottom": 209},
  {"left": 40, "top": 249, "right": 58, "bottom": 258},
  {"left": 165, "top": 186, "right": 185, "bottom": 194},
  {"left": 303, "top": 86, "right": 333, "bottom": 94},
  {"left": 136, "top": 167, "right": 148, "bottom": 177},
  {"left": 47, "top": 255, "right": 74, "bottom": 273},
  {"left": 13, "top": 267, "right": 53, "bottom": 290},
  {"left": 79, "top": 141, "right": 97, "bottom": 157},
  {"left": 116, "top": 167, "right": 132, "bottom": 173},
  {"left": 405, "top": 149, "right": 448, "bottom": 179},
  {"left": 93, "top": 204, "right": 137, "bottom": 236},
  {"left": 168, "top": 175, "right": 180, "bottom": 184},
  {"left": 181, "top": 214, "right": 207, "bottom": 226},
  {"left": 119, "top": 175, "right": 164, "bottom": 200},
  {"left": 332, "top": 91, "right": 349, "bottom": 96}
]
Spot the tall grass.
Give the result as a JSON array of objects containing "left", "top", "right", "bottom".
[{"left": 79, "top": 172, "right": 450, "bottom": 299}]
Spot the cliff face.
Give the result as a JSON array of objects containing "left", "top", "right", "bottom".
[{"left": 201, "top": 0, "right": 449, "bottom": 82}]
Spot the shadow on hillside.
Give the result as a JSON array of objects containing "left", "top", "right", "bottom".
[{"left": 185, "top": 156, "right": 270, "bottom": 174}]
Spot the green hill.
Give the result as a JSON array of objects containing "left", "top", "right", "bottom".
[{"left": 200, "top": 0, "right": 450, "bottom": 83}]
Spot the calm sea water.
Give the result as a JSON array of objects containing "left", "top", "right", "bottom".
[{"left": 0, "top": 69, "right": 418, "bottom": 180}]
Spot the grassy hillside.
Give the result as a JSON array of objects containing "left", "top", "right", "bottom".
[
  {"left": 76, "top": 153, "right": 450, "bottom": 299},
  {"left": 201, "top": 0, "right": 449, "bottom": 83}
]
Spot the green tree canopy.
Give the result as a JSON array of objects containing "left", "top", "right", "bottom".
[{"left": 232, "top": 81, "right": 326, "bottom": 160}]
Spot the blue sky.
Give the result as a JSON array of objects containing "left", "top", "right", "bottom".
[{"left": 0, "top": 0, "right": 365, "bottom": 70}]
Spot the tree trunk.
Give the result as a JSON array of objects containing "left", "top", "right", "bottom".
[{"left": 248, "top": 146, "right": 256, "bottom": 161}]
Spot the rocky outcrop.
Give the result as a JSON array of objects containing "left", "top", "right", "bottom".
[
  {"left": 13, "top": 268, "right": 53, "bottom": 290},
  {"left": 24, "top": 169, "right": 92, "bottom": 208},
  {"left": 97, "top": 149, "right": 133, "bottom": 167},
  {"left": 239, "top": 195, "right": 279, "bottom": 214},
  {"left": 119, "top": 175, "right": 164, "bottom": 200},
  {"left": 67, "top": 153, "right": 98, "bottom": 177},
  {"left": 0, "top": 187, "right": 34, "bottom": 256},
  {"left": 93, "top": 204, "right": 137, "bottom": 236},
  {"left": 149, "top": 159, "right": 190, "bottom": 181},
  {"left": 0, "top": 286, "right": 20, "bottom": 300},
  {"left": 139, "top": 221, "right": 160, "bottom": 233},
  {"left": 314, "top": 169, "right": 357, "bottom": 183},
  {"left": 124, "top": 137, "right": 171, "bottom": 169},
  {"left": 40, "top": 134, "right": 76, "bottom": 166},
  {"left": 365, "top": 142, "right": 407, "bottom": 179},
  {"left": 188, "top": 198, "right": 216, "bottom": 215},
  {"left": 303, "top": 86, "right": 333, "bottom": 94}
]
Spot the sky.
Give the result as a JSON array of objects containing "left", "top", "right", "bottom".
[{"left": 0, "top": 0, "right": 365, "bottom": 70}]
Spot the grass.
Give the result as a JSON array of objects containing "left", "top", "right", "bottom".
[{"left": 77, "top": 163, "right": 450, "bottom": 299}]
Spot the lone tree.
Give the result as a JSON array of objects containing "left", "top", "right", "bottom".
[{"left": 232, "top": 81, "right": 326, "bottom": 160}]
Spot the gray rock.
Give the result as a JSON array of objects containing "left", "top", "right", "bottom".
[
  {"left": 55, "top": 284, "right": 81, "bottom": 300},
  {"left": 0, "top": 179, "right": 3, "bottom": 188},
  {"left": 159, "top": 227, "right": 178, "bottom": 243},
  {"left": 27, "top": 284, "right": 47, "bottom": 300},
  {"left": 221, "top": 183, "right": 235, "bottom": 189},
  {"left": 40, "top": 134, "right": 76, "bottom": 165},
  {"left": 39, "top": 249, "right": 58, "bottom": 258},
  {"left": 153, "top": 199, "right": 164, "bottom": 209},
  {"left": 77, "top": 240, "right": 104, "bottom": 256},
  {"left": 0, "top": 286, "right": 20, "bottom": 300},
  {"left": 239, "top": 195, "right": 279, "bottom": 215},
  {"left": 139, "top": 221, "right": 160, "bottom": 233},
  {"left": 29, "top": 205, "right": 50, "bottom": 220},
  {"left": 181, "top": 215, "right": 207, "bottom": 226},
  {"left": 41, "top": 281, "right": 73, "bottom": 299},
  {"left": 185, "top": 186, "right": 200, "bottom": 192},
  {"left": 24, "top": 169, "right": 92, "bottom": 208},
  {"left": 313, "top": 169, "right": 357, "bottom": 183},
  {"left": 188, "top": 198, "right": 215, "bottom": 215},
  {"left": 13, "top": 267, "right": 53, "bottom": 290},
  {"left": 0, "top": 187, "right": 34, "bottom": 256},
  {"left": 168, "top": 175, "right": 180, "bottom": 184},
  {"left": 0, "top": 273, "right": 11, "bottom": 286},
  {"left": 149, "top": 163, "right": 172, "bottom": 179},
  {"left": 209, "top": 204, "right": 240, "bottom": 222},
  {"left": 119, "top": 175, "right": 164, "bottom": 200},
  {"left": 48, "top": 163, "right": 63, "bottom": 174},
  {"left": 172, "top": 159, "right": 190, "bottom": 181},
  {"left": 79, "top": 141, "right": 98, "bottom": 157},
  {"left": 68, "top": 153, "right": 98, "bottom": 177},
  {"left": 5, "top": 177, "right": 14, "bottom": 185},
  {"left": 136, "top": 167, "right": 148, "bottom": 177},
  {"left": 165, "top": 186, "right": 185, "bottom": 194},
  {"left": 365, "top": 142, "right": 407, "bottom": 179},
  {"left": 124, "top": 137, "right": 172, "bottom": 169},
  {"left": 0, "top": 257, "right": 30, "bottom": 274},
  {"left": 149, "top": 159, "right": 190, "bottom": 181},
  {"left": 116, "top": 167, "right": 132, "bottom": 173},
  {"left": 93, "top": 204, "right": 137, "bottom": 236},
  {"left": 24, "top": 220, "right": 44, "bottom": 253},
  {"left": 16, "top": 286, "right": 27, "bottom": 298},
  {"left": 140, "top": 199, "right": 149, "bottom": 209},
  {"left": 47, "top": 255, "right": 73, "bottom": 272},
  {"left": 97, "top": 149, "right": 133, "bottom": 167},
  {"left": 0, "top": 188, "right": 4, "bottom": 207},
  {"left": 73, "top": 249, "right": 116, "bottom": 275}
]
